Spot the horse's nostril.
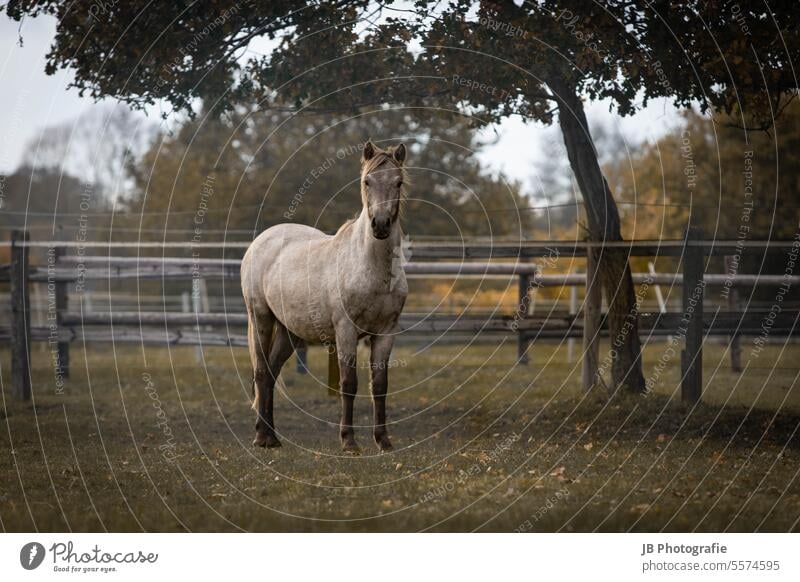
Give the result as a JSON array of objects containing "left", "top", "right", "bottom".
[{"left": 371, "top": 217, "right": 377, "bottom": 229}]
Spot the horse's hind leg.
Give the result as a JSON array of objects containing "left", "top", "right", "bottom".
[
  {"left": 249, "top": 308, "right": 280, "bottom": 448},
  {"left": 265, "top": 322, "right": 297, "bottom": 415}
]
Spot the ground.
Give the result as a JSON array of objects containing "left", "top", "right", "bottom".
[{"left": 1, "top": 339, "right": 799, "bottom": 532}]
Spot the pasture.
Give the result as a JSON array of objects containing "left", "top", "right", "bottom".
[{"left": 2, "top": 340, "right": 799, "bottom": 532}]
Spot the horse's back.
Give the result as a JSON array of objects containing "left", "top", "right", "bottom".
[
  {"left": 242, "top": 223, "right": 330, "bottom": 300},
  {"left": 252, "top": 223, "right": 328, "bottom": 246}
]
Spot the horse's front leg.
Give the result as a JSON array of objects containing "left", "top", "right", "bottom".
[
  {"left": 370, "top": 333, "right": 394, "bottom": 452},
  {"left": 334, "top": 325, "right": 360, "bottom": 454}
]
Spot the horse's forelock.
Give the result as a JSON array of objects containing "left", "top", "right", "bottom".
[
  {"left": 362, "top": 153, "right": 408, "bottom": 190},
  {"left": 362, "top": 152, "right": 397, "bottom": 174}
]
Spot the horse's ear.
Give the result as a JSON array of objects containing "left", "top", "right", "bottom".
[
  {"left": 393, "top": 143, "right": 406, "bottom": 165},
  {"left": 362, "top": 140, "right": 376, "bottom": 162}
]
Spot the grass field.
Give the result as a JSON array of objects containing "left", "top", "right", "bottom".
[{"left": 1, "top": 338, "right": 799, "bottom": 532}]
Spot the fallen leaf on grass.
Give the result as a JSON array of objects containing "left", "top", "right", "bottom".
[
  {"left": 583, "top": 442, "right": 594, "bottom": 451},
  {"left": 631, "top": 503, "right": 650, "bottom": 514}
]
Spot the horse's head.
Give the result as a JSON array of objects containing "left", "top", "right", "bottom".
[{"left": 361, "top": 140, "right": 406, "bottom": 240}]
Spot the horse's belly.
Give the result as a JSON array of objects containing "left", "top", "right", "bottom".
[
  {"left": 273, "top": 292, "right": 401, "bottom": 343},
  {"left": 265, "top": 282, "right": 336, "bottom": 345}
]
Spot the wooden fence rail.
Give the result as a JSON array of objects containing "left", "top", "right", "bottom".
[{"left": 3, "top": 230, "right": 800, "bottom": 403}]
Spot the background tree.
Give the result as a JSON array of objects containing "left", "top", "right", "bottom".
[
  {"left": 128, "top": 107, "right": 530, "bottom": 240},
  {"left": 0, "top": 164, "right": 109, "bottom": 263},
  {"left": 608, "top": 103, "right": 800, "bottom": 300},
  {"left": 0, "top": 164, "right": 98, "bottom": 224},
  {"left": 19, "top": 103, "right": 155, "bottom": 199},
  {"left": 610, "top": 104, "right": 800, "bottom": 242}
]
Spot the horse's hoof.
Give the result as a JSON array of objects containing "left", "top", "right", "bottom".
[
  {"left": 342, "top": 442, "right": 361, "bottom": 455},
  {"left": 253, "top": 433, "right": 282, "bottom": 448},
  {"left": 375, "top": 436, "right": 393, "bottom": 452}
]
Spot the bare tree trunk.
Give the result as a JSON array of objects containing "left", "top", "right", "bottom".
[{"left": 548, "top": 76, "right": 646, "bottom": 394}]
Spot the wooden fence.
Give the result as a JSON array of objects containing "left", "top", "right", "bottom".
[{"left": 2, "top": 229, "right": 800, "bottom": 404}]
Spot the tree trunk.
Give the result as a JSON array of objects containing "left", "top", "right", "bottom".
[{"left": 548, "top": 76, "right": 646, "bottom": 394}]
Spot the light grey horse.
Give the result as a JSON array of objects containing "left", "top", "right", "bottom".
[{"left": 241, "top": 140, "right": 408, "bottom": 453}]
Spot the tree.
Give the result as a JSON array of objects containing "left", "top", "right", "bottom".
[
  {"left": 0, "top": 164, "right": 94, "bottom": 222},
  {"left": 610, "top": 104, "right": 800, "bottom": 242},
  {"left": 0, "top": 164, "right": 110, "bottom": 257},
  {"left": 19, "top": 103, "right": 155, "bottom": 199},
  {"left": 607, "top": 103, "right": 800, "bottom": 299},
  {"left": 7, "top": 0, "right": 799, "bottom": 393},
  {"left": 128, "top": 106, "right": 531, "bottom": 240}
]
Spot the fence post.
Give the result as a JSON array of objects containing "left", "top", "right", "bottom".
[
  {"left": 648, "top": 260, "right": 672, "bottom": 344},
  {"left": 11, "top": 230, "right": 31, "bottom": 400},
  {"left": 54, "top": 245, "right": 70, "bottom": 378},
  {"left": 725, "top": 255, "right": 742, "bottom": 373},
  {"left": 567, "top": 280, "right": 577, "bottom": 363},
  {"left": 192, "top": 278, "right": 202, "bottom": 362},
  {"left": 582, "top": 244, "right": 601, "bottom": 391},
  {"left": 517, "top": 273, "right": 532, "bottom": 364},
  {"left": 681, "top": 226, "right": 704, "bottom": 403}
]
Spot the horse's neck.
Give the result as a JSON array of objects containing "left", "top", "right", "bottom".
[{"left": 348, "top": 209, "right": 401, "bottom": 274}]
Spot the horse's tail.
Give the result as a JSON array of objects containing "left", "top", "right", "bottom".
[
  {"left": 247, "top": 308, "right": 274, "bottom": 411},
  {"left": 248, "top": 316, "right": 258, "bottom": 411}
]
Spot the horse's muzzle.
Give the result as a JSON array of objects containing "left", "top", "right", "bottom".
[{"left": 371, "top": 216, "right": 392, "bottom": 239}]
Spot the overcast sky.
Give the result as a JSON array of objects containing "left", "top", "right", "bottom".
[{"left": 0, "top": 14, "right": 683, "bottom": 195}]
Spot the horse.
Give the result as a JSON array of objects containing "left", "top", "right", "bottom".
[{"left": 241, "top": 140, "right": 408, "bottom": 453}]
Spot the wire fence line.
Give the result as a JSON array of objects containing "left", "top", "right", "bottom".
[
  {"left": 3, "top": 198, "right": 800, "bottom": 219},
  {"left": 1, "top": 238, "right": 798, "bottom": 255}
]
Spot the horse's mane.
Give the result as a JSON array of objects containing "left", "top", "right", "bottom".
[{"left": 336, "top": 218, "right": 357, "bottom": 235}]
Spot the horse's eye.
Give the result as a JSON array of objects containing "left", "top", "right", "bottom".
[{"left": 364, "top": 178, "right": 371, "bottom": 187}]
